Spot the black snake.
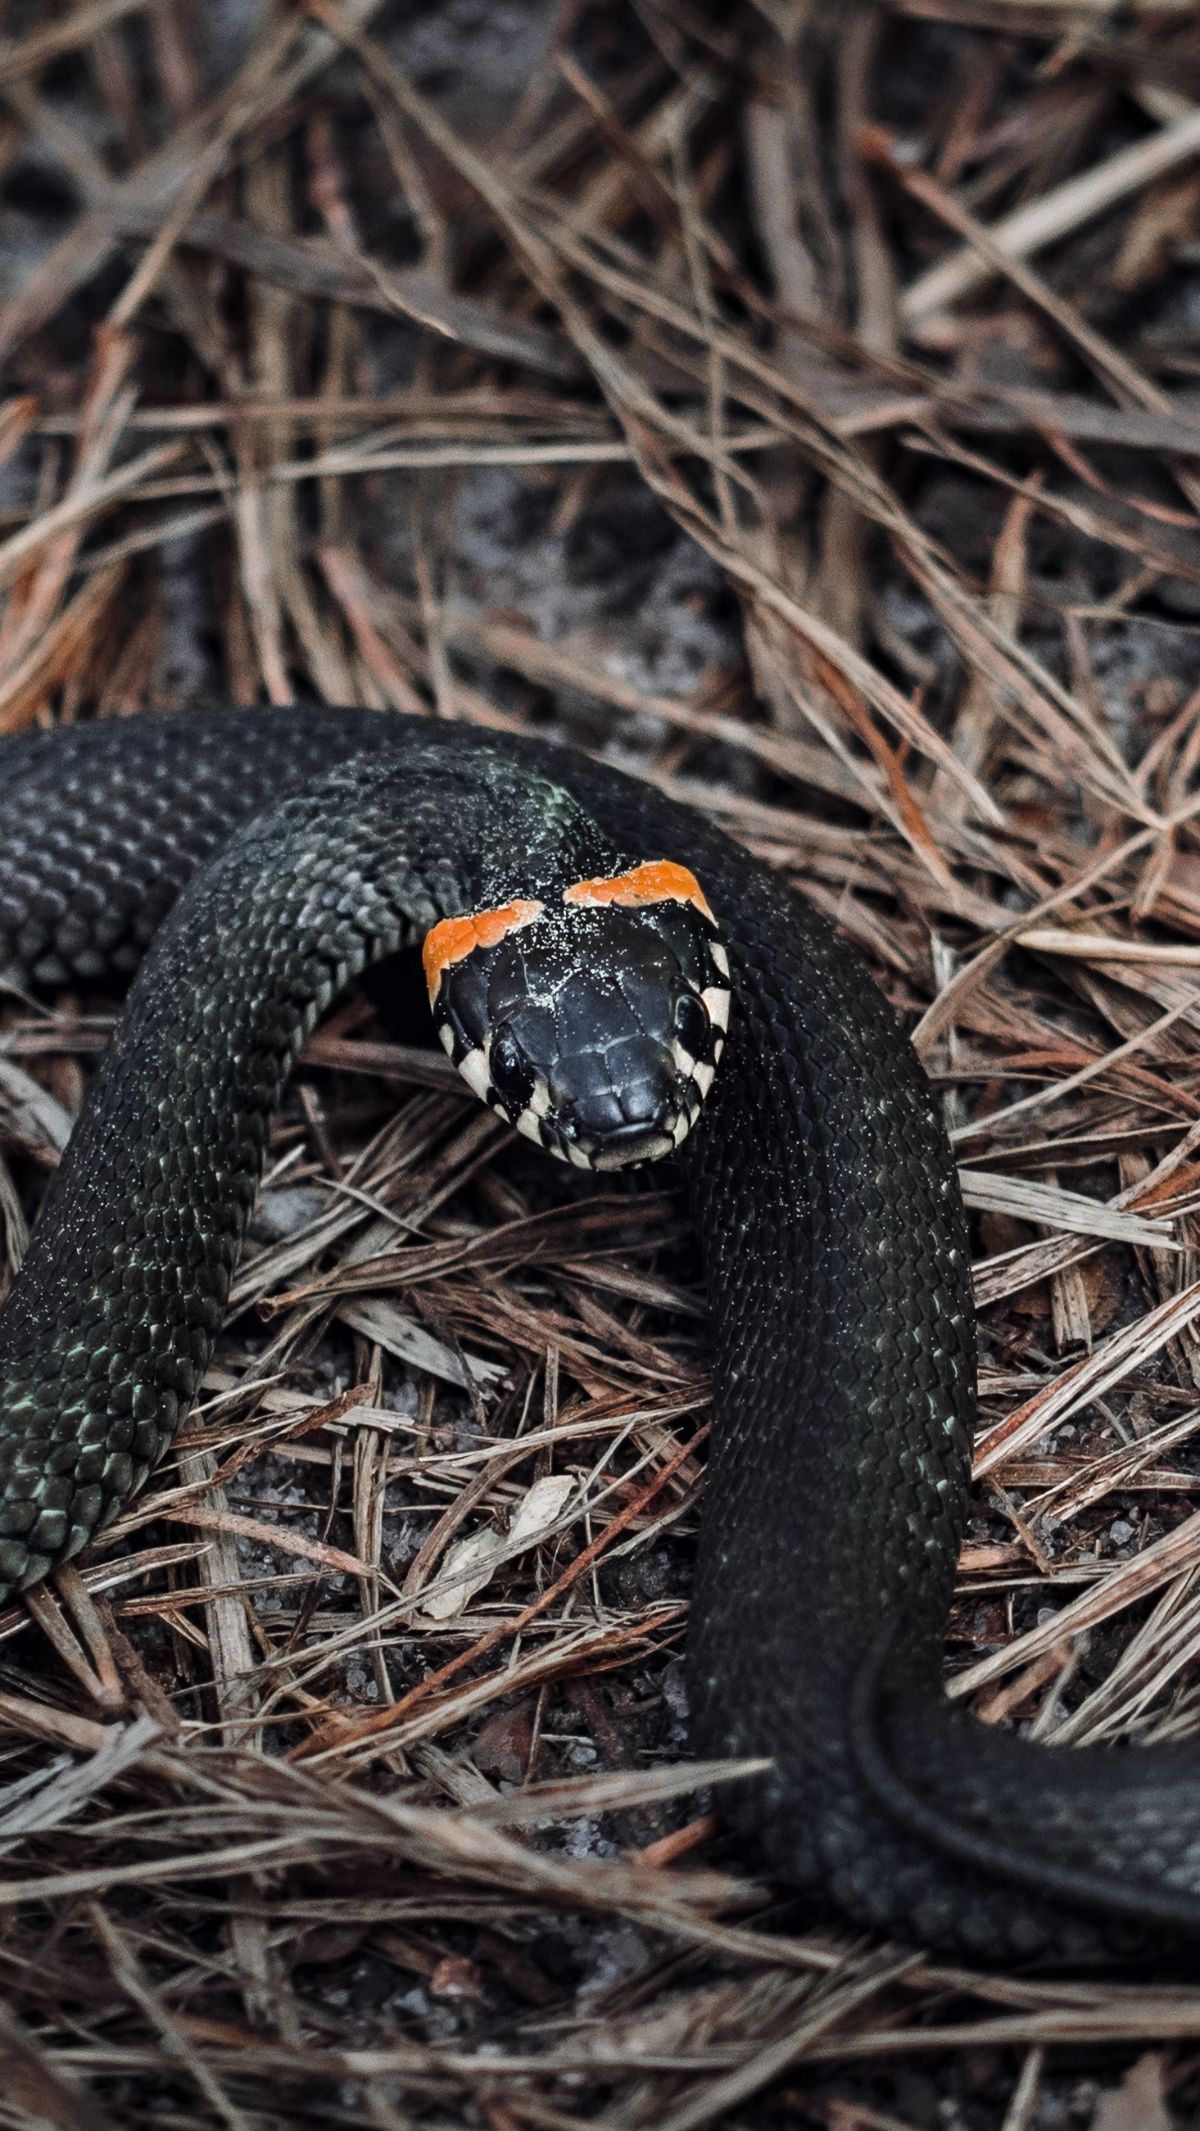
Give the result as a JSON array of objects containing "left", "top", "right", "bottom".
[{"left": 0, "top": 705, "right": 1195, "bottom": 1965}]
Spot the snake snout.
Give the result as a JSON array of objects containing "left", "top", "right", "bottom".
[{"left": 553, "top": 1047, "right": 685, "bottom": 1172}]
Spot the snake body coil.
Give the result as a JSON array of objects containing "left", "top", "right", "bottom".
[{"left": 0, "top": 706, "right": 1197, "bottom": 1965}]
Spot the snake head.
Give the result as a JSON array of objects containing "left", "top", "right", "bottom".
[{"left": 423, "top": 861, "right": 730, "bottom": 1171}]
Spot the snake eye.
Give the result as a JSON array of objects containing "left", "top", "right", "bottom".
[
  {"left": 673, "top": 992, "right": 710, "bottom": 1061},
  {"left": 489, "top": 1027, "right": 535, "bottom": 1112}
]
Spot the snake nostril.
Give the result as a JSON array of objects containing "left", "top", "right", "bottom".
[{"left": 556, "top": 1082, "right": 675, "bottom": 1143}]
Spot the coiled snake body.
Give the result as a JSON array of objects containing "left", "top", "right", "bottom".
[{"left": 0, "top": 706, "right": 1197, "bottom": 1965}]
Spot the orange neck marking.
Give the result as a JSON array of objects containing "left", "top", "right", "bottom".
[
  {"left": 423, "top": 899, "right": 544, "bottom": 997},
  {"left": 563, "top": 860, "right": 712, "bottom": 919}
]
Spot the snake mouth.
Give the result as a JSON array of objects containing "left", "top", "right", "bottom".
[
  {"left": 521, "top": 1095, "right": 688, "bottom": 1173},
  {"left": 588, "top": 1125, "right": 678, "bottom": 1172}
]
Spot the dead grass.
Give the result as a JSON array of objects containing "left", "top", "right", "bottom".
[{"left": 4, "top": 0, "right": 1200, "bottom": 2124}]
